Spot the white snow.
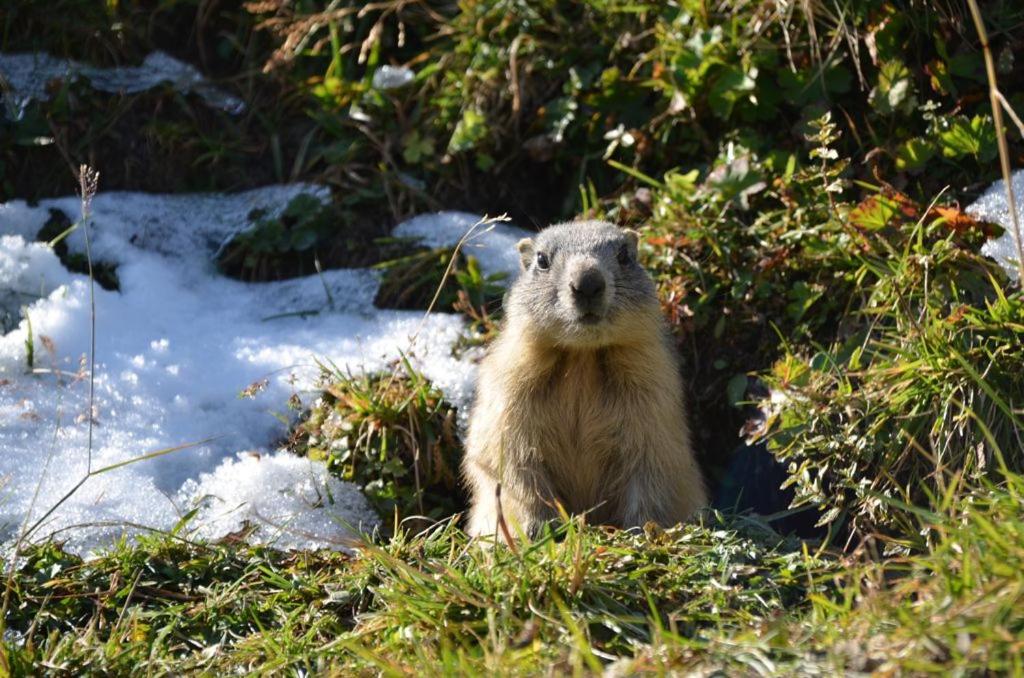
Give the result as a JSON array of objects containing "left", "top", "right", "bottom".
[
  {"left": 968, "top": 169, "right": 1024, "bottom": 280},
  {"left": 181, "top": 452, "right": 380, "bottom": 551},
  {"left": 0, "top": 51, "right": 244, "bottom": 120},
  {"left": 372, "top": 65, "right": 415, "bottom": 90},
  {"left": 0, "top": 186, "right": 528, "bottom": 555},
  {"left": 393, "top": 211, "right": 527, "bottom": 279}
]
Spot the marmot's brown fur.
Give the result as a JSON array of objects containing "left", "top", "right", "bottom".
[{"left": 463, "top": 220, "right": 706, "bottom": 537}]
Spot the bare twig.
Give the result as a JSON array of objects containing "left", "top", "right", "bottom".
[
  {"left": 995, "top": 91, "right": 1024, "bottom": 139},
  {"left": 494, "top": 482, "right": 519, "bottom": 554}
]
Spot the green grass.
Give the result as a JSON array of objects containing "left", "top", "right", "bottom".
[{"left": 4, "top": 475, "right": 1024, "bottom": 674}]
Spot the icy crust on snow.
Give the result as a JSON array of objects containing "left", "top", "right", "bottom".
[
  {"left": 967, "top": 169, "right": 1024, "bottom": 280},
  {"left": 0, "top": 51, "right": 245, "bottom": 120},
  {"left": 0, "top": 187, "right": 514, "bottom": 554}
]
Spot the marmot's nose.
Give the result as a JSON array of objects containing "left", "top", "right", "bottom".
[{"left": 571, "top": 269, "right": 606, "bottom": 301}]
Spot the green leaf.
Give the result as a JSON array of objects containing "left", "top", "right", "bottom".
[
  {"left": 282, "top": 193, "right": 323, "bottom": 219},
  {"left": 291, "top": 228, "right": 320, "bottom": 252},
  {"left": 926, "top": 59, "right": 956, "bottom": 97},
  {"left": 849, "top": 194, "right": 900, "bottom": 230},
  {"left": 778, "top": 65, "right": 851, "bottom": 106},
  {"left": 869, "top": 60, "right": 916, "bottom": 116},
  {"left": 939, "top": 115, "right": 996, "bottom": 162},
  {"left": 727, "top": 374, "right": 749, "bottom": 408},
  {"left": 708, "top": 64, "right": 757, "bottom": 119},
  {"left": 448, "top": 108, "right": 488, "bottom": 153},
  {"left": 894, "top": 137, "right": 937, "bottom": 172},
  {"left": 474, "top": 152, "right": 495, "bottom": 171},
  {"left": 948, "top": 51, "right": 983, "bottom": 80},
  {"left": 786, "top": 281, "right": 823, "bottom": 323},
  {"left": 702, "top": 154, "right": 766, "bottom": 209},
  {"left": 402, "top": 131, "right": 435, "bottom": 164}
]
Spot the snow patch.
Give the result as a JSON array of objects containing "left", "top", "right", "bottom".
[
  {"left": 181, "top": 451, "right": 380, "bottom": 551},
  {"left": 0, "top": 235, "right": 74, "bottom": 331},
  {"left": 0, "top": 51, "right": 244, "bottom": 120},
  {"left": 393, "top": 211, "right": 531, "bottom": 278},
  {"left": 372, "top": 65, "right": 415, "bottom": 91},
  {"left": 967, "top": 169, "right": 1024, "bottom": 280},
  {"left": 0, "top": 187, "right": 511, "bottom": 555}
]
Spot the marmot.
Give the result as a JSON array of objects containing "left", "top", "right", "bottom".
[{"left": 463, "top": 220, "right": 706, "bottom": 537}]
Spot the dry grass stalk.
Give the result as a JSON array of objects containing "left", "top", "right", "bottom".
[{"left": 966, "top": 0, "right": 1024, "bottom": 281}]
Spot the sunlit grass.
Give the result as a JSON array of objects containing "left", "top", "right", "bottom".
[{"left": 4, "top": 477, "right": 1024, "bottom": 674}]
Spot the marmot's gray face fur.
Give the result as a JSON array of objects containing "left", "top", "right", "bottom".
[{"left": 510, "top": 220, "right": 658, "bottom": 348}]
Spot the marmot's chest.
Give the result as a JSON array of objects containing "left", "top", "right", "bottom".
[{"left": 530, "top": 349, "right": 632, "bottom": 514}]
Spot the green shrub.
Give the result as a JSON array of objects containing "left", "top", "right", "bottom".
[
  {"left": 240, "top": 0, "right": 1021, "bottom": 225},
  {"left": 631, "top": 112, "right": 858, "bottom": 464},
  {"left": 217, "top": 193, "right": 406, "bottom": 280},
  {"left": 630, "top": 103, "right": 1022, "bottom": 542},
  {"left": 762, "top": 223, "right": 1024, "bottom": 544}
]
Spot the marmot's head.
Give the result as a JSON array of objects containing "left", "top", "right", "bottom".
[{"left": 508, "top": 220, "right": 660, "bottom": 348}]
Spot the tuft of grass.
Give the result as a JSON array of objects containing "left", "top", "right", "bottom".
[
  {"left": 808, "top": 473, "right": 1024, "bottom": 674},
  {"left": 217, "top": 193, "right": 407, "bottom": 282},
  {"left": 286, "top": 361, "right": 464, "bottom": 529},
  {"left": 762, "top": 240, "right": 1024, "bottom": 544},
  {"left": 1, "top": 534, "right": 363, "bottom": 675},
  {"left": 20, "top": 305, "right": 33, "bottom": 371}
]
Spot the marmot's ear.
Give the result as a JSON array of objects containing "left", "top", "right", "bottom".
[
  {"left": 517, "top": 238, "right": 535, "bottom": 270},
  {"left": 622, "top": 228, "right": 640, "bottom": 256}
]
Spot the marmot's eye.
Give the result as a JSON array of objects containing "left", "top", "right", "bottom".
[
  {"left": 535, "top": 252, "right": 550, "bottom": 270},
  {"left": 617, "top": 244, "right": 632, "bottom": 266}
]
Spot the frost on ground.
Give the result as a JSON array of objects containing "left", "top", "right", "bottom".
[
  {"left": 0, "top": 186, "right": 527, "bottom": 555},
  {"left": 968, "top": 169, "right": 1024, "bottom": 280},
  {"left": 0, "top": 51, "right": 245, "bottom": 120}
]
